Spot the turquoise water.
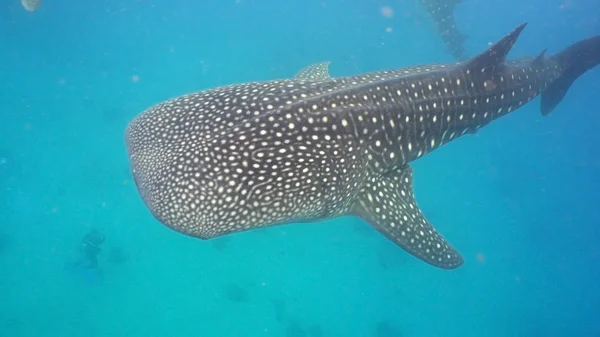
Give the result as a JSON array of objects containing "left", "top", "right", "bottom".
[{"left": 1, "top": 0, "right": 599, "bottom": 336}]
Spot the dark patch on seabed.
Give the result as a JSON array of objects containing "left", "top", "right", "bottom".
[
  {"left": 107, "top": 246, "right": 128, "bottom": 265},
  {"left": 285, "top": 320, "right": 325, "bottom": 337},
  {"left": 307, "top": 323, "right": 324, "bottom": 337},
  {"left": 272, "top": 297, "right": 287, "bottom": 323},
  {"left": 0, "top": 233, "right": 10, "bottom": 254},
  {"left": 374, "top": 321, "right": 403, "bottom": 337},
  {"left": 223, "top": 283, "right": 248, "bottom": 303},
  {"left": 3, "top": 317, "right": 20, "bottom": 330},
  {"left": 269, "top": 298, "right": 323, "bottom": 337},
  {"left": 285, "top": 320, "right": 307, "bottom": 337},
  {"left": 285, "top": 319, "right": 324, "bottom": 337}
]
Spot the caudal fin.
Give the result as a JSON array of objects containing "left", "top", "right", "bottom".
[{"left": 541, "top": 35, "right": 600, "bottom": 116}]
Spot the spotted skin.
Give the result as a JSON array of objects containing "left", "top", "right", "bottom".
[
  {"left": 294, "top": 62, "right": 332, "bottom": 81},
  {"left": 126, "top": 23, "right": 600, "bottom": 269},
  {"left": 351, "top": 166, "right": 462, "bottom": 268},
  {"left": 419, "top": 0, "right": 468, "bottom": 61}
]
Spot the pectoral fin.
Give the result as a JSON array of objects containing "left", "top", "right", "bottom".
[{"left": 351, "top": 165, "right": 463, "bottom": 269}]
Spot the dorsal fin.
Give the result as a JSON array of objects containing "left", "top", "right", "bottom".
[
  {"left": 532, "top": 49, "right": 547, "bottom": 66},
  {"left": 465, "top": 23, "right": 527, "bottom": 71},
  {"left": 294, "top": 62, "right": 332, "bottom": 81}
]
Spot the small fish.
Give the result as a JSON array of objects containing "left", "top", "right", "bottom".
[{"left": 126, "top": 23, "right": 600, "bottom": 269}]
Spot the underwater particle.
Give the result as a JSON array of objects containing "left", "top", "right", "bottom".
[
  {"left": 380, "top": 6, "right": 394, "bottom": 18},
  {"left": 385, "top": 27, "right": 393, "bottom": 33},
  {"left": 132, "top": 74, "right": 140, "bottom": 83},
  {"left": 476, "top": 252, "right": 486, "bottom": 263},
  {"left": 0, "top": 150, "right": 15, "bottom": 181},
  {"left": 559, "top": 0, "right": 573, "bottom": 10},
  {"left": 21, "top": 0, "right": 42, "bottom": 11},
  {"left": 0, "top": 156, "right": 8, "bottom": 181}
]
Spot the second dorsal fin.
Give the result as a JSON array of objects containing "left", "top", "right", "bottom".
[
  {"left": 465, "top": 23, "right": 527, "bottom": 72},
  {"left": 532, "top": 49, "right": 547, "bottom": 66},
  {"left": 294, "top": 62, "right": 332, "bottom": 81}
]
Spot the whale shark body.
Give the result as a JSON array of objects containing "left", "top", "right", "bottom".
[
  {"left": 419, "top": 0, "right": 469, "bottom": 61},
  {"left": 126, "top": 24, "right": 600, "bottom": 269}
]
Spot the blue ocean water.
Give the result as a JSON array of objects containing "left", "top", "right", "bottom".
[{"left": 1, "top": 0, "right": 599, "bottom": 336}]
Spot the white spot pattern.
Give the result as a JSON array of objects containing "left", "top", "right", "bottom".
[
  {"left": 354, "top": 166, "right": 463, "bottom": 268},
  {"left": 125, "top": 23, "right": 577, "bottom": 269}
]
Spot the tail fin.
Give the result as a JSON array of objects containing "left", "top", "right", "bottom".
[{"left": 541, "top": 35, "right": 600, "bottom": 116}]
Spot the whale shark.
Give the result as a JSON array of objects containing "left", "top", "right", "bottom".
[
  {"left": 419, "top": 0, "right": 469, "bottom": 61},
  {"left": 125, "top": 23, "right": 600, "bottom": 269}
]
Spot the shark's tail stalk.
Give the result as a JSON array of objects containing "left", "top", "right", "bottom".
[{"left": 541, "top": 35, "right": 600, "bottom": 116}]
